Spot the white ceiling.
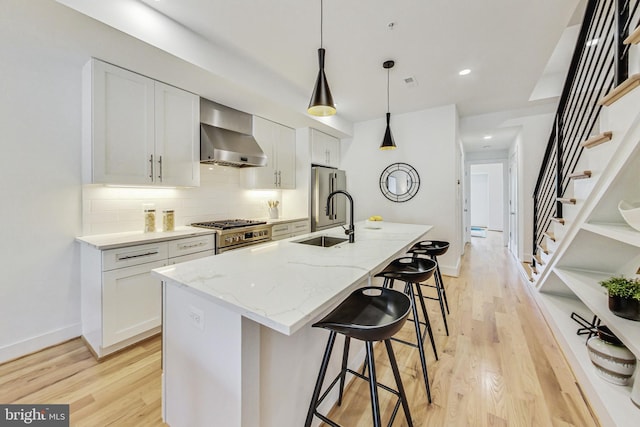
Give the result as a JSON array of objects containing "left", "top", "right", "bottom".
[{"left": 57, "top": 0, "right": 585, "bottom": 151}]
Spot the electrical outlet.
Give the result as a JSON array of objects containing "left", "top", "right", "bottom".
[{"left": 188, "top": 306, "right": 204, "bottom": 330}]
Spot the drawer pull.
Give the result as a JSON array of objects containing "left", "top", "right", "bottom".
[
  {"left": 294, "top": 224, "right": 307, "bottom": 229},
  {"left": 117, "top": 251, "right": 159, "bottom": 261},
  {"left": 179, "top": 242, "right": 206, "bottom": 250}
]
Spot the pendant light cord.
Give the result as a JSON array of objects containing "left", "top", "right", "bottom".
[
  {"left": 387, "top": 67, "right": 390, "bottom": 113},
  {"left": 320, "top": 0, "right": 324, "bottom": 48}
]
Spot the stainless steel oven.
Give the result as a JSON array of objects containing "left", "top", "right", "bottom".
[{"left": 191, "top": 219, "right": 271, "bottom": 253}]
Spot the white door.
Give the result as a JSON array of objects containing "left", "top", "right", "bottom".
[
  {"left": 470, "top": 173, "right": 489, "bottom": 228},
  {"left": 509, "top": 153, "right": 518, "bottom": 257}
]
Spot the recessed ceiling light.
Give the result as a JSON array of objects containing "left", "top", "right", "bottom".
[
  {"left": 458, "top": 69, "right": 471, "bottom": 76},
  {"left": 483, "top": 135, "right": 492, "bottom": 140}
]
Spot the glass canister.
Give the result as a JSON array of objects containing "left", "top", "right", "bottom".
[
  {"left": 144, "top": 208, "right": 156, "bottom": 233},
  {"left": 163, "top": 210, "right": 175, "bottom": 232}
]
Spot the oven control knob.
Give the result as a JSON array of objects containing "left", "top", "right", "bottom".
[
  {"left": 225, "top": 237, "right": 232, "bottom": 244},
  {"left": 234, "top": 236, "right": 240, "bottom": 242}
]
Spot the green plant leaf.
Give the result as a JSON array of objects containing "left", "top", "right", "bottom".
[{"left": 599, "top": 275, "right": 640, "bottom": 301}]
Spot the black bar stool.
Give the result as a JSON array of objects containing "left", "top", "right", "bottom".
[
  {"left": 304, "top": 286, "right": 413, "bottom": 427},
  {"left": 407, "top": 240, "right": 450, "bottom": 336},
  {"left": 374, "top": 256, "right": 438, "bottom": 403}
]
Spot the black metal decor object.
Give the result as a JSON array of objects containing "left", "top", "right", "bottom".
[
  {"left": 307, "top": 0, "right": 336, "bottom": 116},
  {"left": 380, "top": 60, "right": 396, "bottom": 150},
  {"left": 379, "top": 163, "right": 420, "bottom": 202}
]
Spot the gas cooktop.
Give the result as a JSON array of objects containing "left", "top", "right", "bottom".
[{"left": 191, "top": 219, "right": 267, "bottom": 230}]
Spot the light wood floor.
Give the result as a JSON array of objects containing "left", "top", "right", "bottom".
[{"left": 0, "top": 232, "right": 599, "bottom": 426}]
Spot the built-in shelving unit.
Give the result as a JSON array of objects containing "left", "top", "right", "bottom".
[
  {"left": 554, "top": 268, "right": 640, "bottom": 356},
  {"left": 534, "top": 84, "right": 640, "bottom": 426},
  {"left": 582, "top": 222, "right": 640, "bottom": 248},
  {"left": 536, "top": 290, "right": 635, "bottom": 427}
]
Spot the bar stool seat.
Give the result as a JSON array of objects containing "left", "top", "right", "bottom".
[
  {"left": 305, "top": 286, "right": 413, "bottom": 427},
  {"left": 408, "top": 240, "right": 451, "bottom": 336},
  {"left": 375, "top": 257, "right": 438, "bottom": 403}
]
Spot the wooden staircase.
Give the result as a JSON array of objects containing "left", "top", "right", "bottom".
[{"left": 531, "top": 73, "right": 640, "bottom": 427}]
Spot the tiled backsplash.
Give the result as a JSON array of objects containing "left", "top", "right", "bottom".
[{"left": 82, "top": 165, "right": 282, "bottom": 235}]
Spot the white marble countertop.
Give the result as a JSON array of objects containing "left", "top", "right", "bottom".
[
  {"left": 76, "top": 226, "right": 216, "bottom": 250},
  {"left": 262, "top": 216, "right": 309, "bottom": 225},
  {"left": 152, "top": 221, "right": 432, "bottom": 335}
]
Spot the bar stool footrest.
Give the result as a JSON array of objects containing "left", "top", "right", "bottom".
[{"left": 312, "top": 365, "right": 405, "bottom": 427}]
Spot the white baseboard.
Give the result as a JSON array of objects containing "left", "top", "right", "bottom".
[
  {"left": 441, "top": 256, "right": 461, "bottom": 277},
  {"left": 0, "top": 323, "right": 81, "bottom": 364}
]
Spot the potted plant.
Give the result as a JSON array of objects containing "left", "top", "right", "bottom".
[{"left": 599, "top": 275, "right": 640, "bottom": 321}]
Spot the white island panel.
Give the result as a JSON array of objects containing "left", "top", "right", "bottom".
[{"left": 154, "top": 221, "right": 433, "bottom": 427}]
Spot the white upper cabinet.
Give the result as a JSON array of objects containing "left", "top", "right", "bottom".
[
  {"left": 310, "top": 129, "right": 340, "bottom": 167},
  {"left": 84, "top": 59, "right": 199, "bottom": 187},
  {"left": 154, "top": 82, "right": 200, "bottom": 186},
  {"left": 245, "top": 116, "right": 296, "bottom": 189}
]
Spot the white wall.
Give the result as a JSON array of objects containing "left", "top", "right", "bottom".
[
  {"left": 470, "top": 163, "right": 504, "bottom": 231},
  {"left": 0, "top": 0, "right": 301, "bottom": 362},
  {"left": 341, "top": 105, "right": 462, "bottom": 275},
  {"left": 506, "top": 114, "right": 554, "bottom": 262},
  {"left": 0, "top": 1, "right": 85, "bottom": 362},
  {"left": 82, "top": 167, "right": 291, "bottom": 235}
]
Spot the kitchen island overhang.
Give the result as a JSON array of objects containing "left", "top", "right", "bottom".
[{"left": 153, "top": 221, "right": 432, "bottom": 427}]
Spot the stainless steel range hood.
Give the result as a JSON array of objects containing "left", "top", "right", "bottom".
[{"left": 200, "top": 98, "right": 267, "bottom": 167}]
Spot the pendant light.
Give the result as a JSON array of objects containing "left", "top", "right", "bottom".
[
  {"left": 307, "top": 0, "right": 336, "bottom": 116},
  {"left": 380, "top": 60, "right": 396, "bottom": 150}
]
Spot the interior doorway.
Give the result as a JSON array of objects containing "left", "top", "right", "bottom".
[{"left": 469, "top": 162, "right": 505, "bottom": 243}]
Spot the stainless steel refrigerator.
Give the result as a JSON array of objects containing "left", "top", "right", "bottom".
[{"left": 311, "top": 166, "right": 347, "bottom": 231}]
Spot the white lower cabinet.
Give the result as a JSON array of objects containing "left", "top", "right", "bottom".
[
  {"left": 271, "top": 219, "right": 310, "bottom": 241},
  {"left": 81, "top": 233, "right": 215, "bottom": 358},
  {"left": 102, "top": 259, "right": 166, "bottom": 347}
]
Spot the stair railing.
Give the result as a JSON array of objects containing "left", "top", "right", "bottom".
[{"left": 532, "top": 0, "right": 639, "bottom": 267}]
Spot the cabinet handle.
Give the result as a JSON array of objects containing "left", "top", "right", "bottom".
[
  {"left": 274, "top": 170, "right": 278, "bottom": 185},
  {"left": 117, "top": 250, "right": 159, "bottom": 261},
  {"left": 294, "top": 224, "right": 307, "bottom": 229},
  {"left": 179, "top": 242, "right": 206, "bottom": 250},
  {"left": 278, "top": 170, "right": 282, "bottom": 186},
  {"left": 158, "top": 155, "right": 163, "bottom": 182},
  {"left": 149, "top": 155, "right": 154, "bottom": 181}
]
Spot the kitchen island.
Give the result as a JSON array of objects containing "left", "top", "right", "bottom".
[{"left": 152, "top": 221, "right": 432, "bottom": 427}]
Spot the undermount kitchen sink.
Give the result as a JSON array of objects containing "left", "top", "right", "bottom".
[{"left": 295, "top": 236, "right": 348, "bottom": 247}]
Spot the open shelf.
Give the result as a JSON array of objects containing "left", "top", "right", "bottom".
[
  {"left": 582, "top": 222, "right": 640, "bottom": 248},
  {"left": 554, "top": 268, "right": 640, "bottom": 357},
  {"left": 536, "top": 292, "right": 637, "bottom": 427}
]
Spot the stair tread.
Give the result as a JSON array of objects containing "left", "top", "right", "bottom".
[
  {"left": 624, "top": 25, "right": 640, "bottom": 45},
  {"left": 537, "top": 243, "right": 549, "bottom": 255},
  {"left": 568, "top": 170, "right": 592, "bottom": 179},
  {"left": 543, "top": 231, "right": 557, "bottom": 242},
  {"left": 581, "top": 131, "right": 612, "bottom": 149},
  {"left": 534, "top": 253, "right": 545, "bottom": 265},
  {"left": 551, "top": 217, "right": 565, "bottom": 225},
  {"left": 557, "top": 197, "right": 576, "bottom": 204},
  {"left": 522, "top": 262, "right": 535, "bottom": 282},
  {"left": 599, "top": 74, "right": 640, "bottom": 106}
]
